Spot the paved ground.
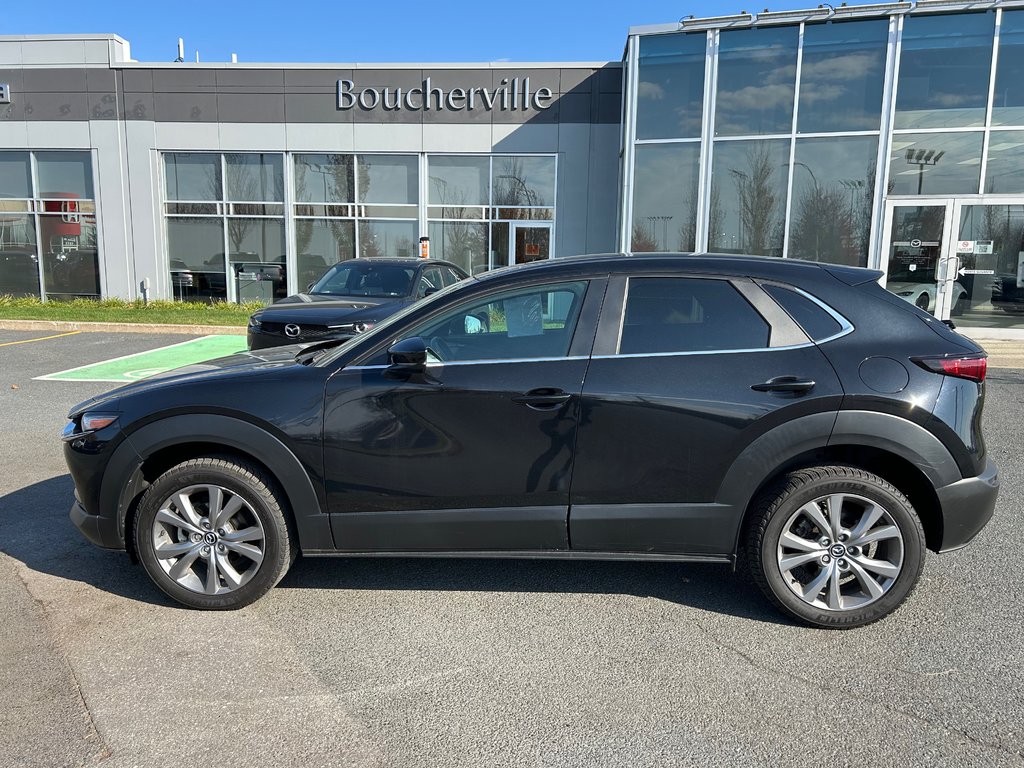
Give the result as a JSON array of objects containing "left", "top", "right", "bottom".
[{"left": 1, "top": 329, "right": 1023, "bottom": 767}]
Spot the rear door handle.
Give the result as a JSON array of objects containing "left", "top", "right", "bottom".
[
  {"left": 512, "top": 388, "right": 572, "bottom": 410},
  {"left": 751, "top": 375, "right": 816, "bottom": 394}
]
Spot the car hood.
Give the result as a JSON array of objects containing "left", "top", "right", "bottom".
[
  {"left": 67, "top": 344, "right": 314, "bottom": 418},
  {"left": 257, "top": 295, "right": 407, "bottom": 324}
]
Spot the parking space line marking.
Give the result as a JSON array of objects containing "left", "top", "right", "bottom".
[
  {"left": 0, "top": 330, "right": 81, "bottom": 348},
  {"left": 35, "top": 335, "right": 246, "bottom": 383}
]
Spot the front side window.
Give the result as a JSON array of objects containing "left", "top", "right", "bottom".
[
  {"left": 409, "top": 281, "right": 588, "bottom": 363},
  {"left": 618, "top": 277, "right": 770, "bottom": 355}
]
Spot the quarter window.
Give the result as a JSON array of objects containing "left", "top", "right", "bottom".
[
  {"left": 760, "top": 284, "right": 843, "bottom": 341},
  {"left": 410, "top": 281, "right": 588, "bottom": 363},
  {"left": 618, "top": 278, "right": 770, "bottom": 354}
]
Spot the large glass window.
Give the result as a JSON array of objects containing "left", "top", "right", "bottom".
[
  {"left": 631, "top": 143, "right": 701, "bottom": 252},
  {"left": 164, "top": 152, "right": 285, "bottom": 303},
  {"left": 888, "top": 133, "right": 983, "bottom": 195},
  {"left": 709, "top": 139, "right": 790, "bottom": 257},
  {"left": 788, "top": 136, "right": 878, "bottom": 267},
  {"left": 993, "top": 11, "right": 1024, "bottom": 126},
  {"left": 715, "top": 26, "right": 799, "bottom": 137},
  {"left": 985, "top": 131, "right": 1024, "bottom": 193},
  {"left": 427, "top": 155, "right": 556, "bottom": 275},
  {"left": 295, "top": 219, "right": 354, "bottom": 290},
  {"left": 895, "top": 12, "right": 994, "bottom": 130},
  {"left": 294, "top": 154, "right": 354, "bottom": 204},
  {"left": 0, "top": 150, "right": 99, "bottom": 300},
  {"left": 798, "top": 20, "right": 888, "bottom": 134},
  {"left": 636, "top": 32, "right": 706, "bottom": 140},
  {"left": 619, "top": 277, "right": 770, "bottom": 354}
]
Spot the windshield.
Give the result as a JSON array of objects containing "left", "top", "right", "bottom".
[
  {"left": 315, "top": 278, "right": 471, "bottom": 367},
  {"left": 311, "top": 261, "right": 417, "bottom": 298}
]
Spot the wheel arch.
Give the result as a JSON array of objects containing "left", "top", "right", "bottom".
[
  {"left": 720, "top": 410, "right": 957, "bottom": 557},
  {"left": 101, "top": 414, "right": 331, "bottom": 554}
]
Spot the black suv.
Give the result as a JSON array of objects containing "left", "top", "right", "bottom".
[
  {"left": 247, "top": 257, "right": 468, "bottom": 350},
  {"left": 64, "top": 254, "right": 999, "bottom": 628}
]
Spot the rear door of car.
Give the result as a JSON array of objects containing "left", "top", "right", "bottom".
[{"left": 568, "top": 272, "right": 847, "bottom": 555}]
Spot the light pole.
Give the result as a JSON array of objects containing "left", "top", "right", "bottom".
[{"left": 644, "top": 215, "right": 673, "bottom": 250}]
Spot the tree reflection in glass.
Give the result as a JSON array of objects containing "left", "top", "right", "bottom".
[{"left": 709, "top": 140, "right": 789, "bottom": 257}]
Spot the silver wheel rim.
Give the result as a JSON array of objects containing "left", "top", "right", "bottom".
[
  {"left": 151, "top": 484, "right": 266, "bottom": 596},
  {"left": 776, "top": 493, "right": 904, "bottom": 612}
]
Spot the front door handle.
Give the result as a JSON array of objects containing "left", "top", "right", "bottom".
[
  {"left": 512, "top": 388, "right": 572, "bottom": 410},
  {"left": 751, "top": 375, "right": 816, "bottom": 394}
]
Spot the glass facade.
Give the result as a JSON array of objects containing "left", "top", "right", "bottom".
[
  {"left": 623, "top": 6, "right": 1024, "bottom": 328},
  {"left": 0, "top": 151, "right": 99, "bottom": 299},
  {"left": 163, "top": 152, "right": 556, "bottom": 301}
]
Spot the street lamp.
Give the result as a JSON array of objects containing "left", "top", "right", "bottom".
[{"left": 905, "top": 148, "right": 944, "bottom": 196}]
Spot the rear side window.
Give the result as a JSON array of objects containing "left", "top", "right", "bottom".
[
  {"left": 619, "top": 277, "right": 770, "bottom": 354},
  {"left": 761, "top": 284, "right": 843, "bottom": 341}
]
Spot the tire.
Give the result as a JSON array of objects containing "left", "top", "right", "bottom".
[
  {"left": 951, "top": 293, "right": 967, "bottom": 316},
  {"left": 746, "top": 465, "right": 925, "bottom": 629},
  {"left": 915, "top": 293, "right": 931, "bottom": 311},
  {"left": 134, "top": 456, "right": 294, "bottom": 610}
]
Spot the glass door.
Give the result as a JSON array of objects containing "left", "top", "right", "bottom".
[
  {"left": 950, "top": 201, "right": 1024, "bottom": 328},
  {"left": 510, "top": 222, "right": 552, "bottom": 265},
  {"left": 881, "top": 201, "right": 956, "bottom": 319}
]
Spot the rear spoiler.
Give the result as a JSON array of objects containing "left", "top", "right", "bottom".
[{"left": 821, "top": 264, "right": 885, "bottom": 286}]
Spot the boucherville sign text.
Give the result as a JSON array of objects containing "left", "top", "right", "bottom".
[{"left": 337, "top": 77, "right": 553, "bottom": 112}]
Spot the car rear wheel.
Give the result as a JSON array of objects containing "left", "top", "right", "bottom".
[
  {"left": 134, "top": 457, "right": 293, "bottom": 610},
  {"left": 746, "top": 465, "right": 925, "bottom": 629}
]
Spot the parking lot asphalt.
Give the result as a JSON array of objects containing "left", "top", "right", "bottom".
[{"left": 1, "top": 330, "right": 1023, "bottom": 767}]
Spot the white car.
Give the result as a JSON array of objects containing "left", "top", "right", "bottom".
[{"left": 888, "top": 281, "right": 967, "bottom": 315}]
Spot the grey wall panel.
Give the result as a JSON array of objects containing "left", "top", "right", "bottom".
[
  {"left": 123, "top": 92, "right": 154, "bottom": 121},
  {"left": 284, "top": 92, "right": 353, "bottom": 123},
  {"left": 23, "top": 92, "right": 89, "bottom": 121},
  {"left": 89, "top": 120, "right": 133, "bottom": 298},
  {"left": 283, "top": 69, "right": 352, "bottom": 89},
  {"left": 492, "top": 69, "right": 561, "bottom": 92},
  {"left": 598, "top": 65, "right": 623, "bottom": 93},
  {"left": 351, "top": 69, "right": 424, "bottom": 89},
  {"left": 0, "top": 99, "right": 25, "bottom": 121},
  {"left": 422, "top": 123, "right": 492, "bottom": 153},
  {"left": 87, "top": 91, "right": 119, "bottom": 121},
  {"left": 217, "top": 92, "right": 285, "bottom": 123},
  {"left": 0, "top": 42, "right": 22, "bottom": 66},
  {"left": 560, "top": 68, "right": 598, "bottom": 93},
  {"left": 152, "top": 92, "right": 219, "bottom": 122},
  {"left": 215, "top": 69, "right": 285, "bottom": 89},
  {"left": 121, "top": 68, "right": 153, "bottom": 92},
  {"left": 123, "top": 121, "right": 163, "bottom": 300},
  {"left": 218, "top": 122, "right": 288, "bottom": 151},
  {"left": 0, "top": 120, "right": 29, "bottom": 146},
  {"left": 555, "top": 123, "right": 592, "bottom": 258},
  {"left": 558, "top": 93, "right": 593, "bottom": 124},
  {"left": 86, "top": 68, "right": 117, "bottom": 92},
  {"left": 420, "top": 69, "right": 494, "bottom": 91},
  {"left": 351, "top": 103, "right": 423, "bottom": 124},
  {"left": 586, "top": 123, "right": 620, "bottom": 254},
  {"left": 23, "top": 68, "right": 88, "bottom": 92},
  {"left": 152, "top": 69, "right": 217, "bottom": 92}
]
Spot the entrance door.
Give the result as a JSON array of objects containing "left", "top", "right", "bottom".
[
  {"left": 881, "top": 201, "right": 958, "bottom": 319},
  {"left": 950, "top": 201, "right": 1024, "bottom": 327},
  {"left": 511, "top": 223, "right": 552, "bottom": 265}
]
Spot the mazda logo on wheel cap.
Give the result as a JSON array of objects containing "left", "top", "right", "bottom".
[{"left": 284, "top": 324, "right": 301, "bottom": 338}]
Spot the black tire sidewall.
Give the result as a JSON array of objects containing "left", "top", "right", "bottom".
[
  {"left": 134, "top": 461, "right": 290, "bottom": 610},
  {"left": 757, "top": 472, "right": 925, "bottom": 629}
]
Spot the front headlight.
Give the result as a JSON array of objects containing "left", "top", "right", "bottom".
[
  {"left": 248, "top": 314, "right": 262, "bottom": 329},
  {"left": 81, "top": 413, "right": 118, "bottom": 431},
  {"left": 895, "top": 291, "right": 914, "bottom": 297}
]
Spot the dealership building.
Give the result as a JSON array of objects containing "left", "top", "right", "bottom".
[{"left": 4, "top": 0, "right": 1024, "bottom": 332}]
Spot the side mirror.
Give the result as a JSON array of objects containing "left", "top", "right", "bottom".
[{"left": 386, "top": 337, "right": 428, "bottom": 375}]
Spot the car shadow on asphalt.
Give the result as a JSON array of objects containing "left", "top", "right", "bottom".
[{"left": 1, "top": 475, "right": 791, "bottom": 625}]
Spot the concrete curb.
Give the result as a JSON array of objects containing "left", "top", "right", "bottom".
[{"left": 0, "top": 319, "right": 245, "bottom": 336}]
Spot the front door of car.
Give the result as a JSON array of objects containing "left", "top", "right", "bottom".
[
  {"left": 569, "top": 274, "right": 845, "bottom": 555},
  {"left": 322, "top": 278, "right": 604, "bottom": 552}
]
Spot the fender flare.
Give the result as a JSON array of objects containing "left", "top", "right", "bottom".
[
  {"left": 716, "top": 409, "right": 960, "bottom": 553},
  {"left": 100, "top": 414, "right": 331, "bottom": 551}
]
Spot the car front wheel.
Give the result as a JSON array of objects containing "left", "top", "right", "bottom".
[
  {"left": 747, "top": 465, "right": 925, "bottom": 629},
  {"left": 134, "top": 456, "right": 293, "bottom": 610}
]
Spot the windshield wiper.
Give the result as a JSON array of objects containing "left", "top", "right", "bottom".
[{"left": 294, "top": 338, "right": 349, "bottom": 365}]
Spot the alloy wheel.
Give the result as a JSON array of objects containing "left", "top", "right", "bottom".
[
  {"left": 151, "top": 484, "right": 266, "bottom": 595},
  {"left": 776, "top": 493, "right": 904, "bottom": 612}
]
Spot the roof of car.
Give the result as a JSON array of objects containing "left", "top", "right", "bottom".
[
  {"left": 349, "top": 257, "right": 460, "bottom": 268},
  {"left": 473, "top": 253, "right": 880, "bottom": 286}
]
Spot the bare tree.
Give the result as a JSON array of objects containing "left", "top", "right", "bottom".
[{"left": 730, "top": 143, "right": 782, "bottom": 256}]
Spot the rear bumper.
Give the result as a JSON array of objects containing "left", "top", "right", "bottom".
[
  {"left": 936, "top": 458, "right": 1000, "bottom": 552},
  {"left": 70, "top": 497, "right": 124, "bottom": 551}
]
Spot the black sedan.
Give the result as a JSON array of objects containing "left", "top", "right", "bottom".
[
  {"left": 247, "top": 257, "right": 468, "bottom": 350},
  {"left": 64, "top": 254, "right": 998, "bottom": 628}
]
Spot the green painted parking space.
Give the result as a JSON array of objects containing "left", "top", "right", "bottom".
[{"left": 36, "top": 335, "right": 246, "bottom": 383}]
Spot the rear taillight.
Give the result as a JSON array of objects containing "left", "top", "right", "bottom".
[{"left": 913, "top": 354, "right": 987, "bottom": 382}]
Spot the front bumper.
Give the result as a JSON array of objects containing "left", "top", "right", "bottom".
[
  {"left": 936, "top": 458, "right": 1000, "bottom": 552},
  {"left": 70, "top": 496, "right": 124, "bottom": 550}
]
